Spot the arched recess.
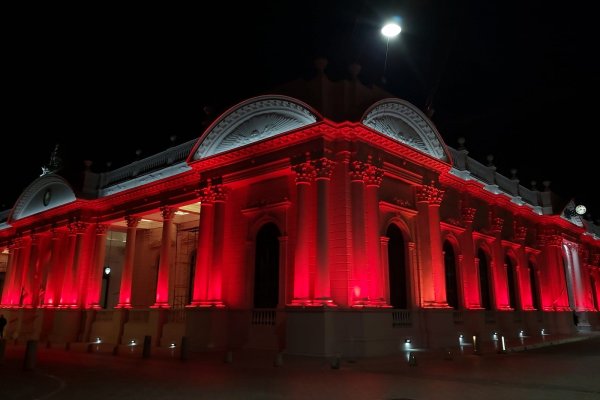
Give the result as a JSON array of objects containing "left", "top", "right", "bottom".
[
  {"left": 590, "top": 273, "right": 599, "bottom": 311},
  {"left": 528, "top": 256, "right": 541, "bottom": 310},
  {"left": 476, "top": 245, "right": 493, "bottom": 310},
  {"left": 504, "top": 250, "right": 519, "bottom": 310},
  {"left": 442, "top": 234, "right": 461, "bottom": 309},
  {"left": 253, "top": 223, "right": 281, "bottom": 309},
  {"left": 9, "top": 174, "right": 77, "bottom": 222},
  {"left": 361, "top": 98, "right": 451, "bottom": 161},
  {"left": 385, "top": 221, "right": 410, "bottom": 309},
  {"left": 189, "top": 95, "right": 320, "bottom": 161}
]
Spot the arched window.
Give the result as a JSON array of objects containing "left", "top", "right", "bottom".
[
  {"left": 443, "top": 241, "right": 459, "bottom": 309},
  {"left": 478, "top": 249, "right": 492, "bottom": 310},
  {"left": 505, "top": 256, "right": 517, "bottom": 309},
  {"left": 386, "top": 224, "right": 407, "bottom": 309},
  {"left": 529, "top": 261, "right": 540, "bottom": 310},
  {"left": 253, "top": 223, "right": 280, "bottom": 308}
]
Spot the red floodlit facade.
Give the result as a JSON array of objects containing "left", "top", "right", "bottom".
[{"left": 0, "top": 71, "right": 599, "bottom": 356}]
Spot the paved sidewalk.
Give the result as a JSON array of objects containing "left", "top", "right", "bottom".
[{"left": 1, "top": 333, "right": 599, "bottom": 400}]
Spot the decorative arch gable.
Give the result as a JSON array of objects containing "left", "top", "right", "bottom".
[
  {"left": 190, "top": 95, "right": 320, "bottom": 161},
  {"left": 9, "top": 174, "right": 77, "bottom": 222},
  {"left": 361, "top": 98, "right": 449, "bottom": 161}
]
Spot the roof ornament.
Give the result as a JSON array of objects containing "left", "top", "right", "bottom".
[{"left": 40, "top": 144, "right": 62, "bottom": 176}]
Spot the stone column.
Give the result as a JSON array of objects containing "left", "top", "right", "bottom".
[
  {"left": 313, "top": 157, "right": 335, "bottom": 304},
  {"left": 43, "top": 230, "right": 63, "bottom": 307},
  {"left": 61, "top": 222, "right": 87, "bottom": 307},
  {"left": 415, "top": 182, "right": 446, "bottom": 307},
  {"left": 87, "top": 224, "right": 108, "bottom": 309},
  {"left": 349, "top": 160, "right": 367, "bottom": 304},
  {"left": 26, "top": 234, "right": 42, "bottom": 307},
  {"left": 153, "top": 207, "right": 175, "bottom": 307},
  {"left": 117, "top": 217, "right": 140, "bottom": 308},
  {"left": 14, "top": 237, "right": 32, "bottom": 307},
  {"left": 0, "top": 242, "right": 18, "bottom": 306},
  {"left": 380, "top": 236, "right": 390, "bottom": 303},
  {"left": 291, "top": 160, "right": 315, "bottom": 303},
  {"left": 191, "top": 187, "right": 214, "bottom": 306},
  {"left": 208, "top": 185, "right": 227, "bottom": 306},
  {"left": 545, "top": 233, "right": 570, "bottom": 310},
  {"left": 363, "top": 158, "right": 385, "bottom": 304},
  {"left": 460, "top": 206, "right": 477, "bottom": 308},
  {"left": 489, "top": 216, "right": 507, "bottom": 310}
]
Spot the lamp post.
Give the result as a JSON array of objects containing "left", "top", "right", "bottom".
[
  {"left": 381, "top": 21, "right": 402, "bottom": 83},
  {"left": 102, "top": 266, "right": 111, "bottom": 309}
]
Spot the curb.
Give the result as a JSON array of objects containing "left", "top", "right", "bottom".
[{"left": 507, "top": 335, "right": 594, "bottom": 353}]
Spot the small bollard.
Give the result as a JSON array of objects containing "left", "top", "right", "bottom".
[
  {"left": 23, "top": 340, "right": 38, "bottom": 371},
  {"left": 180, "top": 336, "right": 189, "bottom": 361},
  {"left": 142, "top": 335, "right": 152, "bottom": 359},
  {"left": 472, "top": 335, "right": 481, "bottom": 355},
  {"left": 0, "top": 338, "right": 6, "bottom": 363},
  {"left": 444, "top": 348, "right": 453, "bottom": 361},
  {"left": 274, "top": 352, "right": 283, "bottom": 367},
  {"left": 408, "top": 352, "right": 417, "bottom": 366},
  {"left": 224, "top": 350, "right": 233, "bottom": 364},
  {"left": 330, "top": 354, "right": 340, "bottom": 369}
]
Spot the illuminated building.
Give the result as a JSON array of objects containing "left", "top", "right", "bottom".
[{"left": 0, "top": 63, "right": 598, "bottom": 356}]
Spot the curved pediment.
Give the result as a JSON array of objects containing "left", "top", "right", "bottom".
[
  {"left": 190, "top": 95, "right": 319, "bottom": 160},
  {"left": 361, "top": 99, "right": 449, "bottom": 161},
  {"left": 9, "top": 174, "right": 77, "bottom": 222}
]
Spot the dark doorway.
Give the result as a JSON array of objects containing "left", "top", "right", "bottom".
[
  {"left": 591, "top": 276, "right": 599, "bottom": 311},
  {"left": 188, "top": 250, "right": 196, "bottom": 305},
  {"left": 506, "top": 256, "right": 517, "bottom": 309},
  {"left": 443, "top": 241, "right": 459, "bottom": 309},
  {"left": 253, "top": 223, "right": 280, "bottom": 308},
  {"left": 529, "top": 262, "right": 540, "bottom": 310},
  {"left": 478, "top": 249, "right": 492, "bottom": 310},
  {"left": 387, "top": 224, "right": 407, "bottom": 309}
]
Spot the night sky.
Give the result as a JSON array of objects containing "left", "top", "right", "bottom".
[{"left": 3, "top": 1, "right": 599, "bottom": 220}]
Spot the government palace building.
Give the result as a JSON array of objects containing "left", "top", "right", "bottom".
[{"left": 1, "top": 61, "right": 599, "bottom": 357}]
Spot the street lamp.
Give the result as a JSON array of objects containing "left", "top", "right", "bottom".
[{"left": 380, "top": 21, "right": 402, "bottom": 83}]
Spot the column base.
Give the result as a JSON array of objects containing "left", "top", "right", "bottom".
[
  {"left": 186, "top": 301, "right": 226, "bottom": 308},
  {"left": 352, "top": 298, "right": 391, "bottom": 308},
  {"left": 289, "top": 298, "right": 337, "bottom": 307},
  {"left": 422, "top": 301, "right": 452, "bottom": 309},
  {"left": 115, "top": 303, "right": 132, "bottom": 309},
  {"left": 150, "top": 302, "right": 170, "bottom": 309}
]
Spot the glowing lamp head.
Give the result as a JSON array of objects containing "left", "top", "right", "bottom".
[
  {"left": 104, "top": 267, "right": 111, "bottom": 276},
  {"left": 381, "top": 23, "right": 401, "bottom": 38}
]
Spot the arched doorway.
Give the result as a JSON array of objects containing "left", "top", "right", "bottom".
[
  {"left": 386, "top": 224, "right": 407, "bottom": 309},
  {"left": 443, "top": 241, "right": 459, "bottom": 309},
  {"left": 529, "top": 261, "right": 540, "bottom": 310},
  {"left": 478, "top": 248, "right": 492, "bottom": 310},
  {"left": 506, "top": 256, "right": 517, "bottom": 309},
  {"left": 253, "top": 223, "right": 280, "bottom": 308}
]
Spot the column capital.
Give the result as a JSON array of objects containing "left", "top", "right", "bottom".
[
  {"left": 95, "top": 224, "right": 109, "bottom": 235},
  {"left": 490, "top": 216, "right": 504, "bottom": 235},
  {"left": 416, "top": 182, "right": 444, "bottom": 204},
  {"left": 513, "top": 222, "right": 527, "bottom": 244},
  {"left": 212, "top": 184, "right": 229, "bottom": 202},
  {"left": 196, "top": 186, "right": 215, "bottom": 204},
  {"left": 312, "top": 157, "right": 336, "bottom": 180},
  {"left": 349, "top": 160, "right": 366, "bottom": 181},
  {"left": 161, "top": 206, "right": 176, "bottom": 221},
  {"left": 461, "top": 207, "right": 477, "bottom": 226},
  {"left": 292, "top": 161, "right": 315, "bottom": 184},
  {"left": 363, "top": 163, "right": 383, "bottom": 187},
  {"left": 125, "top": 215, "right": 141, "bottom": 228},
  {"left": 68, "top": 221, "right": 88, "bottom": 234}
]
